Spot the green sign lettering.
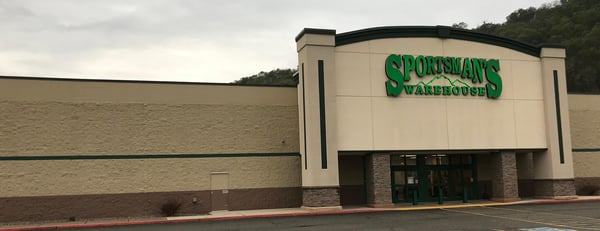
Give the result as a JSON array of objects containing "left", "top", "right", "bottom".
[{"left": 384, "top": 54, "right": 503, "bottom": 99}]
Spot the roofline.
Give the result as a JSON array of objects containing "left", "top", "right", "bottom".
[
  {"left": 333, "top": 26, "right": 562, "bottom": 57},
  {"left": 0, "top": 75, "right": 297, "bottom": 88},
  {"left": 295, "top": 28, "right": 336, "bottom": 42}
]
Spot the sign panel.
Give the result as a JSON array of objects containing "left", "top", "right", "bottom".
[{"left": 384, "top": 54, "right": 503, "bottom": 99}]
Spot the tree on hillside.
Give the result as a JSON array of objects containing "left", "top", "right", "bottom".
[
  {"left": 237, "top": 1, "right": 599, "bottom": 92},
  {"left": 472, "top": 0, "right": 600, "bottom": 93},
  {"left": 452, "top": 22, "right": 469, "bottom": 29},
  {"left": 233, "top": 68, "right": 297, "bottom": 86}
]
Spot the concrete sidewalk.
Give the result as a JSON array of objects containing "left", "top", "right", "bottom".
[{"left": 3, "top": 196, "right": 600, "bottom": 231}]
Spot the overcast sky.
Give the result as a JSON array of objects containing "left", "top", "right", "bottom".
[{"left": 0, "top": 0, "right": 554, "bottom": 83}]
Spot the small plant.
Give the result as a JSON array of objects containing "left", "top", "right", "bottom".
[
  {"left": 160, "top": 200, "right": 182, "bottom": 217},
  {"left": 576, "top": 184, "right": 600, "bottom": 196}
]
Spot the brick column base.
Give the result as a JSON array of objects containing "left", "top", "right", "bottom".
[
  {"left": 366, "top": 154, "right": 394, "bottom": 208},
  {"left": 490, "top": 151, "right": 520, "bottom": 202},
  {"left": 534, "top": 179, "right": 577, "bottom": 199},
  {"left": 301, "top": 187, "right": 341, "bottom": 210}
]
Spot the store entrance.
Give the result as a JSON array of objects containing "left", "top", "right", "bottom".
[{"left": 390, "top": 154, "right": 478, "bottom": 203}]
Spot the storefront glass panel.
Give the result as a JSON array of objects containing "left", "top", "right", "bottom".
[{"left": 391, "top": 154, "right": 478, "bottom": 203}]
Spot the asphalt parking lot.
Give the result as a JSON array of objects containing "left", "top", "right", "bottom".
[{"left": 64, "top": 201, "right": 600, "bottom": 231}]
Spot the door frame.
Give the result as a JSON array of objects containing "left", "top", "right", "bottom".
[
  {"left": 210, "top": 172, "right": 230, "bottom": 211},
  {"left": 390, "top": 154, "right": 479, "bottom": 203}
]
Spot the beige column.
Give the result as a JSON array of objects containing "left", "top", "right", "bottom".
[
  {"left": 296, "top": 29, "right": 341, "bottom": 209},
  {"left": 533, "top": 47, "right": 576, "bottom": 199},
  {"left": 491, "top": 151, "right": 520, "bottom": 202},
  {"left": 365, "top": 154, "right": 394, "bottom": 208}
]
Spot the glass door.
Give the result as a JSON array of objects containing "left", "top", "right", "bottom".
[
  {"left": 390, "top": 154, "right": 478, "bottom": 203},
  {"left": 390, "top": 155, "right": 417, "bottom": 203},
  {"left": 423, "top": 155, "right": 448, "bottom": 201},
  {"left": 392, "top": 170, "right": 405, "bottom": 202}
]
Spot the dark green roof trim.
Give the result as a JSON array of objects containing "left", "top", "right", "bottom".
[
  {"left": 0, "top": 75, "right": 297, "bottom": 88},
  {"left": 335, "top": 26, "right": 544, "bottom": 57},
  {"left": 572, "top": 148, "right": 600, "bottom": 152},
  {"left": 0, "top": 152, "right": 301, "bottom": 161},
  {"left": 295, "top": 28, "right": 336, "bottom": 42},
  {"left": 567, "top": 92, "right": 600, "bottom": 95},
  {"left": 338, "top": 148, "right": 547, "bottom": 155}
]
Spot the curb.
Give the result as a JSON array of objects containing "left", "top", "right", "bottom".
[
  {"left": 394, "top": 202, "right": 507, "bottom": 211},
  {"left": 3, "top": 198, "right": 600, "bottom": 231},
  {"left": 518, "top": 197, "right": 600, "bottom": 205},
  {"left": 1, "top": 209, "right": 388, "bottom": 231}
]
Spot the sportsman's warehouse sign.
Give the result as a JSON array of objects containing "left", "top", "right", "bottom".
[{"left": 384, "top": 54, "right": 503, "bottom": 99}]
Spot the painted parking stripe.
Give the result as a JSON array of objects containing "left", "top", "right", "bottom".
[
  {"left": 519, "top": 228, "right": 576, "bottom": 231},
  {"left": 444, "top": 207, "right": 600, "bottom": 231}
]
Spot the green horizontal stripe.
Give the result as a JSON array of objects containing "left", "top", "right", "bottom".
[
  {"left": 572, "top": 148, "right": 600, "bottom": 152},
  {"left": 4, "top": 149, "right": 595, "bottom": 160},
  {"left": 0, "top": 152, "right": 300, "bottom": 161}
]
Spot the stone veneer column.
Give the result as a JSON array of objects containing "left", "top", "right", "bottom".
[
  {"left": 365, "top": 154, "right": 394, "bottom": 208},
  {"left": 296, "top": 28, "right": 341, "bottom": 210},
  {"left": 533, "top": 47, "right": 576, "bottom": 199},
  {"left": 302, "top": 187, "right": 340, "bottom": 207},
  {"left": 490, "top": 151, "right": 520, "bottom": 202},
  {"left": 533, "top": 178, "right": 576, "bottom": 198}
]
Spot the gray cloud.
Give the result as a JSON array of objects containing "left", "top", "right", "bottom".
[{"left": 0, "top": 0, "right": 552, "bottom": 82}]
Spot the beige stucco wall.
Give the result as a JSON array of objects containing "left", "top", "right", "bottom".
[
  {"left": 0, "top": 78, "right": 297, "bottom": 105},
  {"left": 334, "top": 38, "right": 547, "bottom": 151},
  {"left": 0, "top": 101, "right": 298, "bottom": 155},
  {"left": 0, "top": 78, "right": 299, "bottom": 156},
  {"left": 569, "top": 94, "right": 600, "bottom": 149},
  {"left": 0, "top": 78, "right": 301, "bottom": 197},
  {"left": 0, "top": 157, "right": 301, "bottom": 197},
  {"left": 572, "top": 153, "right": 600, "bottom": 178},
  {"left": 569, "top": 94, "right": 600, "bottom": 178}
]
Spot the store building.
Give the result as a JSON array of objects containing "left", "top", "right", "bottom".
[{"left": 1, "top": 26, "right": 599, "bottom": 222}]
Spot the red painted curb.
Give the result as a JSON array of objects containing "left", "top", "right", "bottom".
[{"left": 1, "top": 209, "right": 388, "bottom": 231}]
